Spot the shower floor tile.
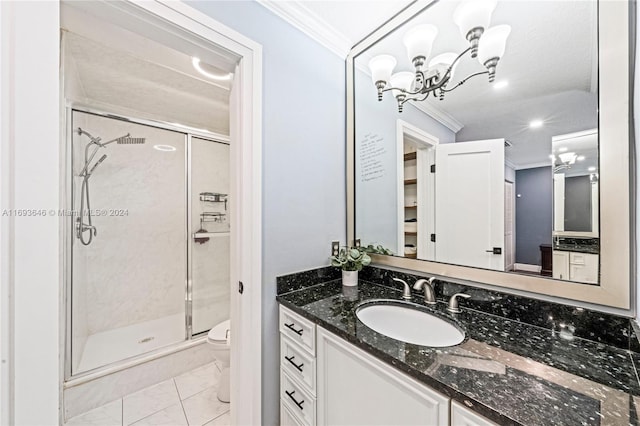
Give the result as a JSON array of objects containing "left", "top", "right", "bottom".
[{"left": 64, "top": 362, "right": 230, "bottom": 426}]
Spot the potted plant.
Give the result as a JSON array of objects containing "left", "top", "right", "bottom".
[{"left": 330, "top": 246, "right": 371, "bottom": 286}]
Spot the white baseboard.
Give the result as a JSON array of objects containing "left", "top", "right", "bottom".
[{"left": 514, "top": 263, "right": 541, "bottom": 273}]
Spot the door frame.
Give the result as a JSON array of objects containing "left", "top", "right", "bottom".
[
  {"left": 0, "top": 1, "right": 263, "bottom": 424},
  {"left": 395, "top": 120, "right": 438, "bottom": 258}
]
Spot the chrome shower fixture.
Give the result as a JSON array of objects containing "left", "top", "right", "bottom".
[{"left": 75, "top": 127, "right": 145, "bottom": 246}]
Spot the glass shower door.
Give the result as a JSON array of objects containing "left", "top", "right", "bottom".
[
  {"left": 70, "top": 110, "right": 187, "bottom": 375},
  {"left": 190, "top": 136, "right": 230, "bottom": 336}
]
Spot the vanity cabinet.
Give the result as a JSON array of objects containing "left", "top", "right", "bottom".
[
  {"left": 279, "top": 305, "right": 454, "bottom": 426},
  {"left": 451, "top": 402, "right": 498, "bottom": 426},
  {"left": 552, "top": 250, "right": 598, "bottom": 283},
  {"left": 316, "top": 326, "right": 449, "bottom": 425}
]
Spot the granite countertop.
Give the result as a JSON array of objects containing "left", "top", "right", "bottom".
[
  {"left": 553, "top": 237, "right": 600, "bottom": 255},
  {"left": 277, "top": 280, "right": 640, "bottom": 426},
  {"left": 553, "top": 244, "right": 600, "bottom": 255}
]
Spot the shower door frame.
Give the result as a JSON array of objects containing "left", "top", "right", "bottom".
[{"left": 64, "top": 106, "right": 230, "bottom": 380}]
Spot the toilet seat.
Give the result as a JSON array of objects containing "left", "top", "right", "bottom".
[{"left": 207, "top": 319, "right": 230, "bottom": 345}]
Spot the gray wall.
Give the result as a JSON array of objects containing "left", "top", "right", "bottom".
[
  {"left": 354, "top": 68, "right": 455, "bottom": 253},
  {"left": 515, "top": 167, "right": 552, "bottom": 265},
  {"left": 186, "top": 2, "right": 346, "bottom": 424},
  {"left": 564, "top": 175, "right": 592, "bottom": 232}
]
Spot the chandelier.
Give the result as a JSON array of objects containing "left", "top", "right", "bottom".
[
  {"left": 553, "top": 152, "right": 578, "bottom": 172},
  {"left": 368, "top": 0, "right": 510, "bottom": 112}
]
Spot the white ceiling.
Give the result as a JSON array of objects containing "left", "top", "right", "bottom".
[
  {"left": 62, "top": 4, "right": 231, "bottom": 135},
  {"left": 353, "top": 0, "right": 598, "bottom": 169},
  {"left": 282, "top": 0, "right": 599, "bottom": 171}
]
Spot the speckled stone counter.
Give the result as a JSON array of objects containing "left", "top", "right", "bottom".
[{"left": 277, "top": 276, "right": 640, "bottom": 426}]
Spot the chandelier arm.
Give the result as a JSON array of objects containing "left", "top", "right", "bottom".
[
  {"left": 448, "top": 46, "right": 473, "bottom": 74},
  {"left": 441, "top": 71, "right": 490, "bottom": 93},
  {"left": 380, "top": 86, "right": 425, "bottom": 96}
]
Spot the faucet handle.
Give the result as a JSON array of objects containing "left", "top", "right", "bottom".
[
  {"left": 392, "top": 278, "right": 412, "bottom": 301},
  {"left": 447, "top": 293, "right": 471, "bottom": 313}
]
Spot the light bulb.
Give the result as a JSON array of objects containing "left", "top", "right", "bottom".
[
  {"left": 478, "top": 25, "right": 511, "bottom": 66},
  {"left": 403, "top": 25, "right": 438, "bottom": 66},
  {"left": 368, "top": 55, "right": 397, "bottom": 86},
  {"left": 428, "top": 52, "right": 458, "bottom": 80},
  {"left": 390, "top": 72, "right": 415, "bottom": 99},
  {"left": 453, "top": 0, "right": 497, "bottom": 39}
]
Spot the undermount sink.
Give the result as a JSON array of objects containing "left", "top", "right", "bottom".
[{"left": 355, "top": 301, "right": 465, "bottom": 347}]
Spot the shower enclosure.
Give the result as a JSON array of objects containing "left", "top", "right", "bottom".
[{"left": 67, "top": 109, "right": 230, "bottom": 377}]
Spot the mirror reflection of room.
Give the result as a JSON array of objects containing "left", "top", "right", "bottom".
[{"left": 354, "top": 0, "right": 599, "bottom": 284}]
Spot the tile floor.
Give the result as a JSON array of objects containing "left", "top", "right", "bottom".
[{"left": 65, "top": 362, "right": 230, "bottom": 426}]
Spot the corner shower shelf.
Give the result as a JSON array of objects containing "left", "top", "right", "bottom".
[
  {"left": 200, "top": 192, "right": 228, "bottom": 202},
  {"left": 404, "top": 152, "right": 417, "bottom": 161},
  {"left": 200, "top": 212, "right": 226, "bottom": 222},
  {"left": 193, "top": 232, "right": 230, "bottom": 238}
]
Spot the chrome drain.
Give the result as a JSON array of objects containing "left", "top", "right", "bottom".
[{"left": 138, "top": 336, "right": 155, "bottom": 344}]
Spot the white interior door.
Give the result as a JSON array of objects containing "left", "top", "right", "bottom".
[{"left": 435, "top": 139, "right": 505, "bottom": 270}]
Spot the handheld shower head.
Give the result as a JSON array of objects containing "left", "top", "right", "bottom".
[{"left": 88, "top": 154, "right": 107, "bottom": 176}]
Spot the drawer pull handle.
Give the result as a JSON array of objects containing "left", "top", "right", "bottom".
[
  {"left": 285, "top": 355, "right": 304, "bottom": 372},
  {"left": 284, "top": 323, "right": 303, "bottom": 336},
  {"left": 285, "top": 389, "right": 304, "bottom": 410}
]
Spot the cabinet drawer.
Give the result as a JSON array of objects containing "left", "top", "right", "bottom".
[
  {"left": 281, "top": 371, "right": 316, "bottom": 426},
  {"left": 569, "top": 252, "right": 587, "bottom": 265},
  {"left": 281, "top": 402, "right": 305, "bottom": 426},
  {"left": 281, "top": 337, "right": 316, "bottom": 394},
  {"left": 280, "top": 306, "right": 316, "bottom": 355}
]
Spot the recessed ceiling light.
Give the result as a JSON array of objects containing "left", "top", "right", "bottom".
[
  {"left": 529, "top": 119, "right": 544, "bottom": 129},
  {"left": 192, "top": 57, "right": 233, "bottom": 81},
  {"left": 154, "top": 144, "right": 176, "bottom": 152},
  {"left": 588, "top": 166, "right": 597, "bottom": 172},
  {"left": 577, "top": 155, "right": 585, "bottom": 161},
  {"left": 493, "top": 80, "right": 508, "bottom": 89},
  {"left": 558, "top": 147, "right": 568, "bottom": 152}
]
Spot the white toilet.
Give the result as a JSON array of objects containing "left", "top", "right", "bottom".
[{"left": 207, "top": 319, "right": 231, "bottom": 403}]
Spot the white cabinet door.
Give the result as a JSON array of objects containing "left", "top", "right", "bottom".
[
  {"left": 552, "top": 250, "right": 569, "bottom": 280},
  {"left": 316, "top": 327, "right": 449, "bottom": 426},
  {"left": 435, "top": 139, "right": 505, "bottom": 271},
  {"left": 451, "top": 402, "right": 498, "bottom": 426}
]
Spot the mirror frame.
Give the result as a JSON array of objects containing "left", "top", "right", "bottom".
[{"left": 346, "top": 0, "right": 635, "bottom": 311}]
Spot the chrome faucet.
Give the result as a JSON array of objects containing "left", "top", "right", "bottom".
[
  {"left": 447, "top": 293, "right": 471, "bottom": 313},
  {"left": 413, "top": 277, "right": 437, "bottom": 305},
  {"left": 392, "top": 278, "right": 412, "bottom": 301}
]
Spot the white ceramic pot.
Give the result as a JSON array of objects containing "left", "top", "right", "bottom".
[{"left": 342, "top": 270, "right": 358, "bottom": 287}]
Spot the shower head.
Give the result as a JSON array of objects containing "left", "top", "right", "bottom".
[
  {"left": 88, "top": 154, "right": 107, "bottom": 176},
  {"left": 117, "top": 136, "right": 146, "bottom": 145}
]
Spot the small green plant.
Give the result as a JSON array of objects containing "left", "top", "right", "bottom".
[
  {"left": 363, "top": 244, "right": 394, "bottom": 256},
  {"left": 330, "top": 246, "right": 372, "bottom": 271}
]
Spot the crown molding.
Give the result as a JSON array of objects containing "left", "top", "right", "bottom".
[
  {"left": 411, "top": 101, "right": 464, "bottom": 133},
  {"left": 256, "top": 0, "right": 463, "bottom": 133},
  {"left": 256, "top": 0, "right": 352, "bottom": 58}
]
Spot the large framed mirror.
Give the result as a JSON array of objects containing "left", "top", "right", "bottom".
[{"left": 347, "top": 0, "right": 634, "bottom": 310}]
